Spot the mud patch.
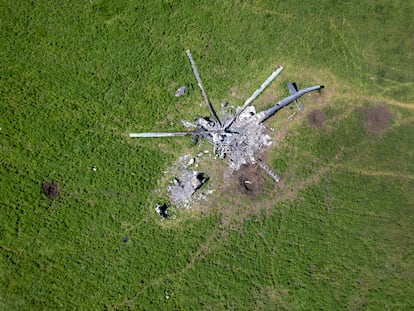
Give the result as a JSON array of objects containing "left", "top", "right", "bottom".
[
  {"left": 41, "top": 181, "right": 59, "bottom": 199},
  {"left": 307, "top": 109, "right": 327, "bottom": 128},
  {"left": 232, "top": 164, "right": 264, "bottom": 196},
  {"left": 359, "top": 105, "right": 393, "bottom": 135}
]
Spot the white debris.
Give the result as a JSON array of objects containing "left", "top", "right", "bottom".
[
  {"left": 175, "top": 86, "right": 187, "bottom": 97},
  {"left": 263, "top": 134, "right": 272, "bottom": 147},
  {"left": 181, "top": 120, "right": 195, "bottom": 128},
  {"left": 168, "top": 170, "right": 209, "bottom": 208},
  {"left": 187, "top": 158, "right": 195, "bottom": 166}
]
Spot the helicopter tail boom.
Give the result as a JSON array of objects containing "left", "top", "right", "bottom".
[{"left": 257, "top": 85, "right": 324, "bottom": 123}]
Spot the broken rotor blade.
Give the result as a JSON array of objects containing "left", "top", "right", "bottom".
[
  {"left": 287, "top": 82, "right": 303, "bottom": 111},
  {"left": 186, "top": 50, "right": 222, "bottom": 126},
  {"left": 224, "top": 66, "right": 283, "bottom": 130},
  {"left": 129, "top": 132, "right": 193, "bottom": 138}
]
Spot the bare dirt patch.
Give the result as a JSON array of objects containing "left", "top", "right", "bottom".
[
  {"left": 232, "top": 164, "right": 265, "bottom": 196},
  {"left": 307, "top": 109, "right": 327, "bottom": 128},
  {"left": 358, "top": 105, "right": 394, "bottom": 135},
  {"left": 229, "top": 86, "right": 239, "bottom": 98},
  {"left": 41, "top": 181, "right": 59, "bottom": 199}
]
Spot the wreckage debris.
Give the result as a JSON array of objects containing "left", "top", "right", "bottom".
[
  {"left": 175, "top": 86, "right": 187, "bottom": 97},
  {"left": 174, "top": 83, "right": 193, "bottom": 97},
  {"left": 155, "top": 202, "right": 169, "bottom": 219},
  {"left": 168, "top": 170, "right": 209, "bottom": 208},
  {"left": 130, "top": 50, "right": 324, "bottom": 209},
  {"left": 256, "top": 160, "right": 280, "bottom": 182}
]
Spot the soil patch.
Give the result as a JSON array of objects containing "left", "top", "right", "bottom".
[
  {"left": 307, "top": 109, "right": 327, "bottom": 128},
  {"left": 229, "top": 86, "right": 238, "bottom": 98},
  {"left": 41, "top": 181, "right": 59, "bottom": 199},
  {"left": 359, "top": 105, "right": 393, "bottom": 135},
  {"left": 232, "top": 164, "right": 264, "bottom": 196}
]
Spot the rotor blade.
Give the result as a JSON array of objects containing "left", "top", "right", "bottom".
[
  {"left": 287, "top": 82, "right": 303, "bottom": 111},
  {"left": 295, "top": 101, "right": 303, "bottom": 111},
  {"left": 129, "top": 132, "right": 193, "bottom": 138},
  {"left": 186, "top": 50, "right": 222, "bottom": 126},
  {"left": 224, "top": 66, "right": 283, "bottom": 130},
  {"left": 256, "top": 160, "right": 280, "bottom": 182}
]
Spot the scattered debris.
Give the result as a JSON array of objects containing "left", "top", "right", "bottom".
[
  {"left": 155, "top": 203, "right": 169, "bottom": 219},
  {"left": 130, "top": 50, "right": 324, "bottom": 210},
  {"left": 174, "top": 83, "right": 193, "bottom": 97},
  {"left": 92, "top": 166, "right": 97, "bottom": 172},
  {"left": 168, "top": 170, "right": 209, "bottom": 208},
  {"left": 187, "top": 157, "right": 195, "bottom": 166},
  {"left": 175, "top": 86, "right": 187, "bottom": 97},
  {"left": 41, "top": 181, "right": 59, "bottom": 200}
]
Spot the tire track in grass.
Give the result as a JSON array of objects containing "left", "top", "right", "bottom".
[
  {"left": 114, "top": 224, "right": 226, "bottom": 309},
  {"left": 339, "top": 166, "right": 414, "bottom": 181}
]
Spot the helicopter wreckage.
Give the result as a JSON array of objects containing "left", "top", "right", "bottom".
[{"left": 130, "top": 50, "right": 323, "bottom": 214}]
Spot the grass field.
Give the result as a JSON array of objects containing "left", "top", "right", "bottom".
[{"left": 1, "top": 1, "right": 413, "bottom": 309}]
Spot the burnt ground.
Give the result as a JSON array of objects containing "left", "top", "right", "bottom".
[
  {"left": 232, "top": 164, "right": 265, "bottom": 196},
  {"left": 307, "top": 109, "right": 327, "bottom": 128},
  {"left": 358, "top": 105, "right": 394, "bottom": 135},
  {"left": 198, "top": 163, "right": 275, "bottom": 229},
  {"left": 41, "top": 181, "right": 59, "bottom": 199}
]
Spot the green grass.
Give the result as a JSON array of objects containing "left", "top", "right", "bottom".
[{"left": 1, "top": 0, "right": 413, "bottom": 309}]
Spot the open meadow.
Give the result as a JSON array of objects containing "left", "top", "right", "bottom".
[{"left": 1, "top": 1, "right": 413, "bottom": 309}]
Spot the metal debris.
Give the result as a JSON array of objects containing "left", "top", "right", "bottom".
[
  {"left": 168, "top": 170, "right": 209, "bottom": 208},
  {"left": 155, "top": 202, "right": 169, "bottom": 219},
  {"left": 174, "top": 86, "right": 187, "bottom": 97}
]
